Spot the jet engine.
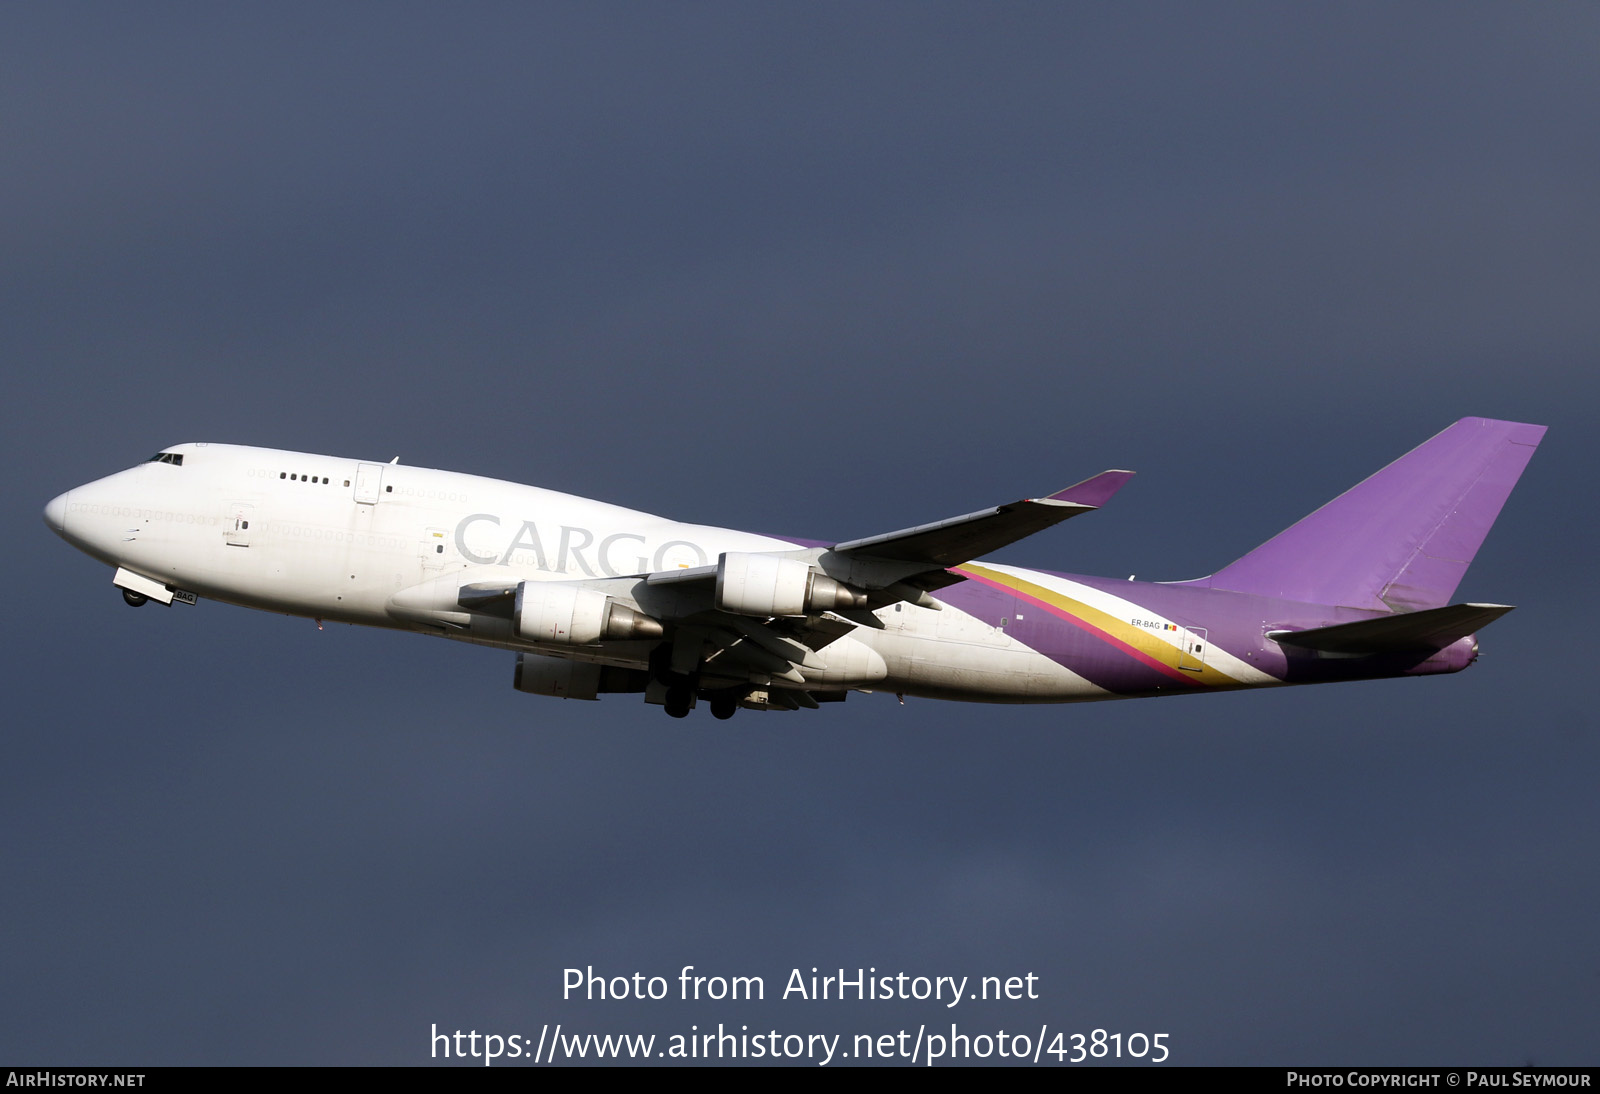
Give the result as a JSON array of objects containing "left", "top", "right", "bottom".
[
  {"left": 514, "top": 581, "right": 663, "bottom": 644},
  {"left": 513, "top": 653, "right": 648, "bottom": 700},
  {"left": 715, "top": 552, "right": 867, "bottom": 617}
]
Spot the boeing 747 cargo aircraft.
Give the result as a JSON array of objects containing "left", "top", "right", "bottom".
[{"left": 44, "top": 418, "right": 1543, "bottom": 719}]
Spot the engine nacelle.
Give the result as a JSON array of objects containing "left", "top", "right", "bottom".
[
  {"left": 514, "top": 581, "right": 663, "bottom": 644},
  {"left": 513, "top": 653, "right": 648, "bottom": 700},
  {"left": 715, "top": 552, "right": 867, "bottom": 617}
]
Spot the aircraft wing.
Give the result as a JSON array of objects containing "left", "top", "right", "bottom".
[
  {"left": 828, "top": 470, "right": 1134, "bottom": 568},
  {"left": 395, "top": 469, "right": 1136, "bottom": 705},
  {"left": 641, "top": 470, "right": 1135, "bottom": 595}
]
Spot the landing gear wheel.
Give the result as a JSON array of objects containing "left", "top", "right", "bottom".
[
  {"left": 122, "top": 589, "right": 148, "bottom": 607},
  {"left": 709, "top": 695, "right": 738, "bottom": 721},
  {"left": 663, "top": 683, "right": 694, "bottom": 719}
]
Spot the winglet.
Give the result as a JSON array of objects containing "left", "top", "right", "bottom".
[{"left": 1043, "top": 470, "right": 1136, "bottom": 508}]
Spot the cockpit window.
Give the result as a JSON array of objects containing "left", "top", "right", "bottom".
[{"left": 147, "top": 452, "right": 184, "bottom": 466}]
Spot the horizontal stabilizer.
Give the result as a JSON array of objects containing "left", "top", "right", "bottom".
[
  {"left": 831, "top": 470, "right": 1134, "bottom": 567},
  {"left": 1268, "top": 603, "right": 1514, "bottom": 655}
]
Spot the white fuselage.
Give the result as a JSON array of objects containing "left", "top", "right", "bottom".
[{"left": 48, "top": 443, "right": 1103, "bottom": 703}]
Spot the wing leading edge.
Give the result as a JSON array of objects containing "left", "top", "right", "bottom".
[{"left": 829, "top": 470, "right": 1134, "bottom": 568}]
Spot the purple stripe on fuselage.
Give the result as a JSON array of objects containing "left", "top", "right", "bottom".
[
  {"left": 958, "top": 568, "right": 1203, "bottom": 686},
  {"left": 934, "top": 574, "right": 1202, "bottom": 696},
  {"left": 941, "top": 567, "right": 1476, "bottom": 689}
]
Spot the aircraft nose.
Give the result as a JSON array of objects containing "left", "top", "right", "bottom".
[{"left": 44, "top": 491, "right": 70, "bottom": 536}]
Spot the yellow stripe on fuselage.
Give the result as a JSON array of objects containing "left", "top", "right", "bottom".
[{"left": 957, "top": 563, "right": 1242, "bottom": 688}]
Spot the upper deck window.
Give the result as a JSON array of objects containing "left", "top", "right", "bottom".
[{"left": 147, "top": 452, "right": 184, "bottom": 466}]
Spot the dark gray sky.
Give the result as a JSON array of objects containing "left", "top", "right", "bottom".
[{"left": 5, "top": 3, "right": 1596, "bottom": 1065}]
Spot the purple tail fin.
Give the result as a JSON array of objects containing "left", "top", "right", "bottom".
[{"left": 1196, "top": 418, "right": 1545, "bottom": 611}]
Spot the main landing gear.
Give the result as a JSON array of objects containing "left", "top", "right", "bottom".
[
  {"left": 663, "top": 681, "right": 695, "bottom": 719},
  {"left": 650, "top": 644, "right": 743, "bottom": 720},
  {"left": 122, "top": 589, "right": 148, "bottom": 607},
  {"left": 663, "top": 686, "right": 743, "bottom": 720}
]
